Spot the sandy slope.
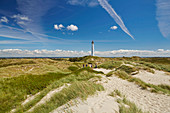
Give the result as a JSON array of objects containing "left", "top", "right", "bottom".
[
  {"left": 133, "top": 70, "right": 170, "bottom": 85},
  {"left": 53, "top": 69, "right": 170, "bottom": 113}
]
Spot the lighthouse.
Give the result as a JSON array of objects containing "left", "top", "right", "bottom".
[{"left": 91, "top": 41, "right": 94, "bottom": 56}]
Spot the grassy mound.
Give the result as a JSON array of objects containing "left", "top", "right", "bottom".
[
  {"left": 31, "top": 81, "right": 104, "bottom": 113},
  {"left": 98, "top": 61, "right": 122, "bottom": 69},
  {"left": 116, "top": 65, "right": 139, "bottom": 75},
  {"left": 0, "top": 72, "right": 70, "bottom": 113}
]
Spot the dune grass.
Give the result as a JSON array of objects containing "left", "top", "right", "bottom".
[
  {"left": 12, "top": 68, "right": 102, "bottom": 113},
  {"left": 0, "top": 59, "right": 36, "bottom": 68},
  {"left": 114, "top": 70, "right": 170, "bottom": 95},
  {"left": 0, "top": 59, "right": 73, "bottom": 77},
  {"left": 138, "top": 61, "right": 170, "bottom": 72},
  {"left": 31, "top": 81, "right": 104, "bottom": 113},
  {"left": 109, "top": 90, "right": 144, "bottom": 113},
  {"left": 116, "top": 65, "right": 139, "bottom": 75},
  {"left": 106, "top": 71, "right": 114, "bottom": 77},
  {"left": 98, "top": 61, "right": 122, "bottom": 69},
  {"left": 68, "top": 65, "right": 79, "bottom": 71},
  {"left": 0, "top": 72, "right": 70, "bottom": 113},
  {"left": 118, "top": 97, "right": 144, "bottom": 113}
]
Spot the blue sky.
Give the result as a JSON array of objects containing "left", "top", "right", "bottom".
[{"left": 0, "top": 0, "right": 170, "bottom": 57}]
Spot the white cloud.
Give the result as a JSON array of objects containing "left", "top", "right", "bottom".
[
  {"left": 67, "top": 24, "right": 78, "bottom": 31},
  {"left": 59, "top": 24, "right": 65, "bottom": 29},
  {"left": 0, "top": 16, "right": 9, "bottom": 23},
  {"left": 0, "top": 49, "right": 170, "bottom": 57},
  {"left": 54, "top": 24, "right": 65, "bottom": 30},
  {"left": 156, "top": 0, "right": 170, "bottom": 38},
  {"left": 54, "top": 25, "right": 59, "bottom": 30},
  {"left": 110, "top": 26, "right": 118, "bottom": 30}
]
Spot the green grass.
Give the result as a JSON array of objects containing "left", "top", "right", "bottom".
[
  {"left": 98, "top": 61, "right": 122, "bottom": 69},
  {"left": 73, "top": 67, "right": 104, "bottom": 75},
  {"left": 109, "top": 89, "right": 121, "bottom": 97},
  {"left": 106, "top": 71, "right": 114, "bottom": 77},
  {"left": 116, "top": 65, "right": 139, "bottom": 75},
  {"left": 68, "top": 66, "right": 79, "bottom": 71},
  {"left": 119, "top": 97, "right": 144, "bottom": 113},
  {"left": 30, "top": 81, "right": 104, "bottom": 113},
  {"left": 114, "top": 70, "right": 170, "bottom": 95},
  {"left": 0, "top": 59, "right": 36, "bottom": 68},
  {"left": 0, "top": 72, "right": 70, "bottom": 113},
  {"left": 138, "top": 61, "right": 170, "bottom": 72},
  {"left": 13, "top": 68, "right": 102, "bottom": 113}
]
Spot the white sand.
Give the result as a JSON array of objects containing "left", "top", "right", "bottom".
[
  {"left": 53, "top": 69, "right": 170, "bottom": 113},
  {"left": 134, "top": 70, "right": 170, "bottom": 85},
  {"left": 22, "top": 92, "right": 40, "bottom": 106},
  {"left": 93, "top": 68, "right": 112, "bottom": 74},
  {"left": 28, "top": 84, "right": 70, "bottom": 112}
]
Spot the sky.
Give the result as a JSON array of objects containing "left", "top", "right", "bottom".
[{"left": 0, "top": 0, "right": 170, "bottom": 57}]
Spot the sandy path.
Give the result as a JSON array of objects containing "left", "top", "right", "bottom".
[
  {"left": 53, "top": 69, "right": 170, "bottom": 113},
  {"left": 134, "top": 70, "right": 170, "bottom": 85}
]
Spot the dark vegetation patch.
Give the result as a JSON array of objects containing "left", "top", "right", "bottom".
[
  {"left": 106, "top": 71, "right": 114, "bottom": 77},
  {"left": 68, "top": 66, "right": 79, "bottom": 71}
]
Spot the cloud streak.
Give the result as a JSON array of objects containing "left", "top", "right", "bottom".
[
  {"left": 68, "top": 0, "right": 99, "bottom": 7},
  {"left": 0, "top": 49, "right": 170, "bottom": 57},
  {"left": 0, "top": 16, "right": 8, "bottom": 23},
  {"left": 156, "top": 0, "right": 170, "bottom": 38},
  {"left": 98, "top": 0, "right": 134, "bottom": 40}
]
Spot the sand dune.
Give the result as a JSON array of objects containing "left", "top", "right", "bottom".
[
  {"left": 53, "top": 68, "right": 170, "bottom": 113},
  {"left": 133, "top": 70, "right": 170, "bottom": 85}
]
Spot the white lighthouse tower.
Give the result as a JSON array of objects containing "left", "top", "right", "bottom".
[{"left": 91, "top": 41, "right": 94, "bottom": 56}]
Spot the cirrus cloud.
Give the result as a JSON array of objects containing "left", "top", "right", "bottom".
[{"left": 0, "top": 16, "right": 9, "bottom": 23}]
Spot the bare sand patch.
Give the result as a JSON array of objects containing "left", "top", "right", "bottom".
[{"left": 134, "top": 70, "right": 170, "bottom": 85}]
